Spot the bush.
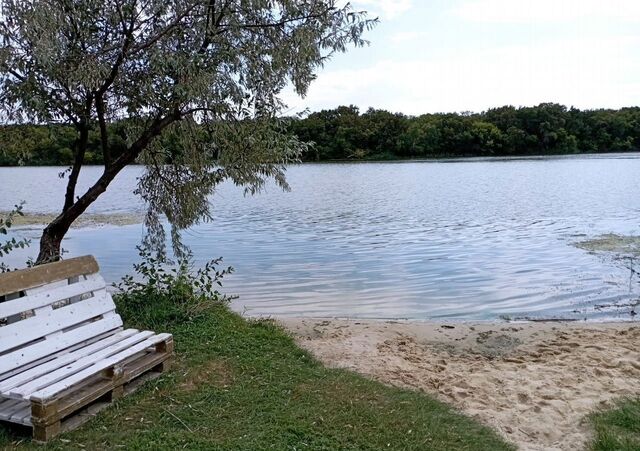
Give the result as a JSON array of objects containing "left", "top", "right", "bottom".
[{"left": 114, "top": 246, "right": 234, "bottom": 330}]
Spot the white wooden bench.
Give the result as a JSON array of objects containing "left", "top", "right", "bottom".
[{"left": 0, "top": 256, "right": 173, "bottom": 442}]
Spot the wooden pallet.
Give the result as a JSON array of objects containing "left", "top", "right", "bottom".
[{"left": 0, "top": 256, "right": 174, "bottom": 442}]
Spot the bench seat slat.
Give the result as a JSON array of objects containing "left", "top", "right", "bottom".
[
  {"left": 0, "top": 397, "right": 31, "bottom": 426},
  {"left": 0, "top": 274, "right": 106, "bottom": 319},
  {"left": 30, "top": 333, "right": 172, "bottom": 402},
  {"left": 0, "top": 314, "right": 123, "bottom": 377},
  {"left": 10, "top": 404, "right": 32, "bottom": 425},
  {"left": 0, "top": 398, "right": 30, "bottom": 425},
  {"left": 0, "top": 256, "right": 99, "bottom": 297},
  {"left": 2, "top": 398, "right": 28, "bottom": 416},
  {"left": 10, "top": 331, "right": 157, "bottom": 399},
  {"left": 0, "top": 329, "right": 140, "bottom": 394},
  {"left": 0, "top": 291, "right": 116, "bottom": 354},
  {"left": 0, "top": 398, "right": 22, "bottom": 412}
]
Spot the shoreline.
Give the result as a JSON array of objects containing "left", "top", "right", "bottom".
[
  {"left": 279, "top": 317, "right": 640, "bottom": 451},
  {"left": 264, "top": 314, "right": 640, "bottom": 323},
  {"left": 1, "top": 151, "right": 639, "bottom": 168}
]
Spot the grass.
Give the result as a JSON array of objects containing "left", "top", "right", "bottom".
[
  {"left": 590, "top": 398, "right": 640, "bottom": 451},
  {"left": 0, "top": 292, "right": 514, "bottom": 450}
]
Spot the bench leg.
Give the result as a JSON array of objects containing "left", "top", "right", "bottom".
[
  {"left": 31, "top": 400, "right": 61, "bottom": 443},
  {"left": 105, "top": 385, "right": 125, "bottom": 402},
  {"left": 156, "top": 337, "right": 174, "bottom": 354},
  {"left": 153, "top": 338, "right": 174, "bottom": 373},
  {"left": 33, "top": 421, "right": 61, "bottom": 442},
  {"left": 152, "top": 360, "right": 171, "bottom": 372}
]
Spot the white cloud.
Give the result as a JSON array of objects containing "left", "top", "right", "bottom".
[
  {"left": 453, "top": 0, "right": 640, "bottom": 23},
  {"left": 352, "top": 0, "right": 413, "bottom": 20},
  {"left": 283, "top": 36, "right": 640, "bottom": 115},
  {"left": 390, "top": 31, "right": 428, "bottom": 43}
]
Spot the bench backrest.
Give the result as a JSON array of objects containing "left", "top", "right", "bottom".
[{"left": 0, "top": 256, "right": 123, "bottom": 380}]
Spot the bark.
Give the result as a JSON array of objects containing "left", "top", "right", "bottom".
[
  {"left": 96, "top": 95, "right": 111, "bottom": 166},
  {"left": 63, "top": 122, "right": 89, "bottom": 212},
  {"left": 37, "top": 165, "right": 117, "bottom": 264}
]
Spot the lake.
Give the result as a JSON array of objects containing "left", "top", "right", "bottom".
[{"left": 1, "top": 154, "right": 639, "bottom": 320}]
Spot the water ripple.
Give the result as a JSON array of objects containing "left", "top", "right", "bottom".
[{"left": 1, "top": 154, "right": 639, "bottom": 320}]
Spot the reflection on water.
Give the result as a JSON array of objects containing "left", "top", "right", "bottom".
[{"left": 1, "top": 153, "right": 639, "bottom": 320}]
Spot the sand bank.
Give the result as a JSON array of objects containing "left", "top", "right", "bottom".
[
  {"left": 1, "top": 212, "right": 143, "bottom": 228},
  {"left": 279, "top": 318, "right": 640, "bottom": 451}
]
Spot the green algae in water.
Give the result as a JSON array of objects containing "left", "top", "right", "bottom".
[
  {"left": 0, "top": 212, "right": 143, "bottom": 228},
  {"left": 575, "top": 234, "right": 640, "bottom": 259}
]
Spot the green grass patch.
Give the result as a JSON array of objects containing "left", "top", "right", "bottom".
[
  {"left": 0, "top": 295, "right": 512, "bottom": 450},
  {"left": 590, "top": 398, "right": 640, "bottom": 451}
]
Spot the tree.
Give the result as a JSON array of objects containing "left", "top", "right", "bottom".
[
  {"left": 0, "top": 0, "right": 375, "bottom": 263},
  {"left": 360, "top": 108, "right": 409, "bottom": 157},
  {"left": 469, "top": 121, "right": 503, "bottom": 155}
]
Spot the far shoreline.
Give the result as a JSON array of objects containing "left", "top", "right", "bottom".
[{"left": 1, "top": 150, "right": 639, "bottom": 168}]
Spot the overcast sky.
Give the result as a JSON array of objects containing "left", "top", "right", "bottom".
[{"left": 282, "top": 0, "right": 640, "bottom": 115}]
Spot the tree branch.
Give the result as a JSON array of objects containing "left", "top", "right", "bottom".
[
  {"left": 63, "top": 95, "right": 94, "bottom": 212},
  {"left": 96, "top": 94, "right": 111, "bottom": 166},
  {"left": 234, "top": 8, "right": 333, "bottom": 30},
  {"left": 63, "top": 121, "right": 89, "bottom": 212},
  {"left": 130, "top": 3, "right": 201, "bottom": 54},
  {"left": 198, "top": 0, "right": 230, "bottom": 53},
  {"left": 110, "top": 108, "right": 182, "bottom": 171}
]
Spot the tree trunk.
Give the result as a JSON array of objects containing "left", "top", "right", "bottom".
[
  {"left": 36, "top": 163, "right": 121, "bottom": 264},
  {"left": 36, "top": 168, "right": 115, "bottom": 264},
  {"left": 37, "top": 219, "right": 71, "bottom": 264},
  {"left": 35, "top": 112, "right": 181, "bottom": 265},
  {"left": 37, "top": 122, "right": 90, "bottom": 263}
]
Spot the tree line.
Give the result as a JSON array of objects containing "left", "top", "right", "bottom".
[
  {"left": 291, "top": 103, "right": 640, "bottom": 160},
  {"left": 1, "top": 103, "right": 639, "bottom": 165}
]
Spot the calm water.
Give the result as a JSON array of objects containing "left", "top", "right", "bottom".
[{"left": 1, "top": 154, "right": 639, "bottom": 320}]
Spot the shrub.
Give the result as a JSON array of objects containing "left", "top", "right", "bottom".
[{"left": 114, "top": 246, "right": 234, "bottom": 330}]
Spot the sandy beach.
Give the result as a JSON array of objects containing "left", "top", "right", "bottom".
[{"left": 279, "top": 318, "right": 640, "bottom": 451}]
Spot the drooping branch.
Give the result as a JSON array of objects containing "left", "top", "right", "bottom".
[
  {"left": 1, "top": 0, "right": 375, "bottom": 264},
  {"left": 38, "top": 109, "right": 183, "bottom": 263}
]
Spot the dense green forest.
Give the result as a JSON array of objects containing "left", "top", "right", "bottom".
[
  {"left": 291, "top": 103, "right": 640, "bottom": 160},
  {"left": 0, "top": 122, "right": 129, "bottom": 166},
  {"left": 1, "top": 103, "right": 639, "bottom": 165}
]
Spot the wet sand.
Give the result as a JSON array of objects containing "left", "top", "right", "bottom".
[{"left": 279, "top": 318, "right": 640, "bottom": 451}]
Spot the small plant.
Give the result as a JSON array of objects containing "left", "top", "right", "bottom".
[
  {"left": 114, "top": 246, "right": 234, "bottom": 330},
  {"left": 0, "top": 201, "right": 31, "bottom": 272}
]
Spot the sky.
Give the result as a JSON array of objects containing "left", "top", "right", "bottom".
[{"left": 282, "top": 0, "right": 640, "bottom": 115}]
